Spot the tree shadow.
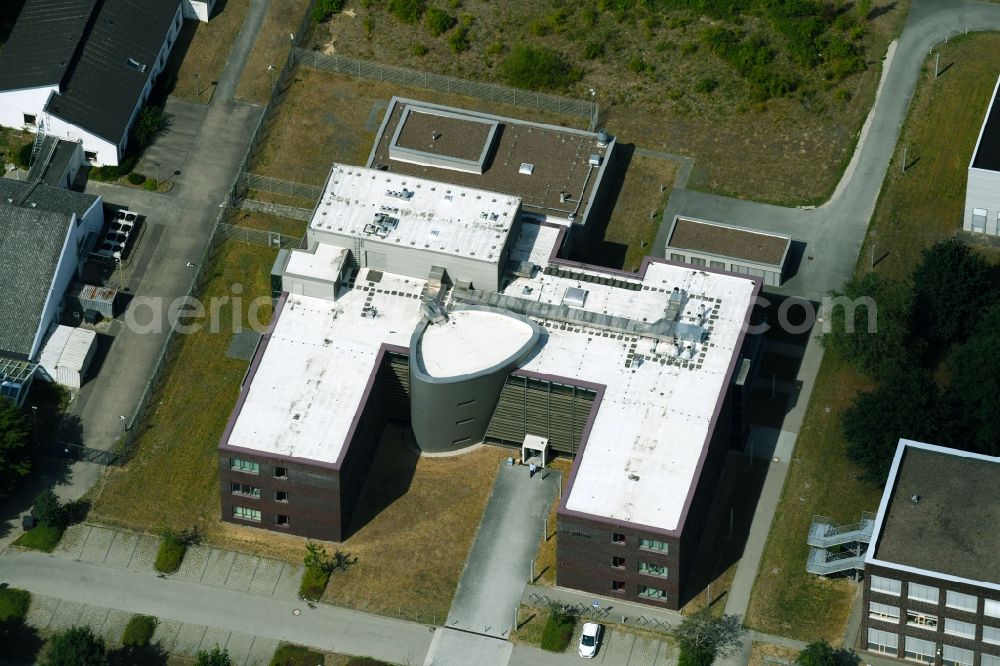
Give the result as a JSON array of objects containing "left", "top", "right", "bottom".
[
  {"left": 0, "top": 617, "right": 44, "bottom": 665},
  {"left": 867, "top": 1, "right": 897, "bottom": 21},
  {"left": 108, "top": 642, "right": 170, "bottom": 666}
]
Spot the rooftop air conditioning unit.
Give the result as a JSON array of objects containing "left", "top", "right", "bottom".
[{"left": 518, "top": 163, "right": 534, "bottom": 175}]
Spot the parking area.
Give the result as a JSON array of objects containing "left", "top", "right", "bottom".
[
  {"left": 55, "top": 524, "right": 303, "bottom": 600},
  {"left": 509, "top": 625, "right": 676, "bottom": 666}
]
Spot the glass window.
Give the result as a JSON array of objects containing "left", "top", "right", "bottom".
[
  {"left": 941, "top": 645, "right": 973, "bottom": 666},
  {"left": 639, "top": 562, "right": 669, "bottom": 578},
  {"left": 710, "top": 260, "right": 726, "bottom": 270},
  {"left": 868, "top": 602, "right": 900, "bottom": 622},
  {"left": 670, "top": 253, "right": 685, "bottom": 263},
  {"left": 639, "top": 538, "right": 667, "bottom": 552},
  {"left": 871, "top": 575, "right": 902, "bottom": 596},
  {"left": 868, "top": 628, "right": 898, "bottom": 654},
  {"left": 274, "top": 466, "right": 288, "bottom": 479},
  {"left": 690, "top": 257, "right": 707, "bottom": 267},
  {"left": 275, "top": 515, "right": 289, "bottom": 527},
  {"left": 984, "top": 625, "right": 1000, "bottom": 646},
  {"left": 232, "top": 506, "right": 261, "bottom": 522},
  {"left": 638, "top": 585, "right": 667, "bottom": 600},
  {"left": 908, "top": 582, "right": 939, "bottom": 604},
  {"left": 23, "top": 114, "right": 36, "bottom": 126},
  {"left": 982, "top": 655, "right": 1000, "bottom": 666},
  {"left": 611, "top": 532, "right": 626, "bottom": 544},
  {"left": 230, "top": 458, "right": 259, "bottom": 474},
  {"left": 946, "top": 591, "right": 977, "bottom": 612},
  {"left": 275, "top": 491, "right": 288, "bottom": 502},
  {"left": 611, "top": 580, "right": 625, "bottom": 592},
  {"left": 612, "top": 556, "right": 625, "bottom": 569},
  {"left": 986, "top": 599, "right": 1000, "bottom": 618},
  {"left": 906, "top": 611, "right": 938, "bottom": 630},
  {"left": 972, "top": 209, "right": 988, "bottom": 231},
  {"left": 943, "top": 619, "right": 975, "bottom": 640},
  {"left": 230, "top": 482, "right": 260, "bottom": 498},
  {"left": 903, "top": 636, "right": 935, "bottom": 664}
]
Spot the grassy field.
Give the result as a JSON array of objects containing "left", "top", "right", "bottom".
[
  {"left": 230, "top": 210, "right": 309, "bottom": 238},
  {"left": 322, "top": 429, "right": 506, "bottom": 623},
  {"left": 311, "top": 0, "right": 909, "bottom": 204},
  {"left": 170, "top": 0, "right": 251, "bottom": 103},
  {"left": 0, "top": 125, "right": 31, "bottom": 168},
  {"left": 748, "top": 642, "right": 800, "bottom": 666},
  {"left": 745, "top": 33, "right": 1000, "bottom": 644},
  {"left": 579, "top": 155, "right": 678, "bottom": 272},
  {"left": 91, "top": 240, "right": 277, "bottom": 544},
  {"left": 858, "top": 33, "right": 1000, "bottom": 279},
  {"left": 531, "top": 459, "right": 572, "bottom": 587},
  {"left": 253, "top": 66, "right": 587, "bottom": 186},
  {"left": 235, "top": 0, "right": 312, "bottom": 105}
]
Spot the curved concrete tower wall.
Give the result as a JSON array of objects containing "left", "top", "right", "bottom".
[{"left": 409, "top": 306, "right": 542, "bottom": 453}]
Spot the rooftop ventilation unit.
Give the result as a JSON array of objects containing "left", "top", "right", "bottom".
[
  {"left": 597, "top": 128, "right": 610, "bottom": 148},
  {"left": 364, "top": 212, "right": 399, "bottom": 238},
  {"left": 386, "top": 188, "right": 413, "bottom": 201},
  {"left": 562, "top": 287, "right": 588, "bottom": 308},
  {"left": 589, "top": 154, "right": 602, "bottom": 167},
  {"left": 519, "top": 163, "right": 534, "bottom": 175},
  {"left": 126, "top": 58, "right": 147, "bottom": 73}
]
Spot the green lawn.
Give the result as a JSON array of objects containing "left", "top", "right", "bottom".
[
  {"left": 13, "top": 523, "right": 64, "bottom": 552},
  {"left": 745, "top": 32, "right": 1000, "bottom": 643}
]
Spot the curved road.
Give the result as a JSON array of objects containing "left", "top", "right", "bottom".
[{"left": 656, "top": 0, "right": 1000, "bottom": 301}]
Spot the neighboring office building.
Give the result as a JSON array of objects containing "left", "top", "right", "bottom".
[
  {"left": 0, "top": 0, "right": 186, "bottom": 166},
  {"left": 368, "top": 98, "right": 617, "bottom": 253},
  {"left": 666, "top": 216, "right": 792, "bottom": 287},
  {"left": 861, "top": 440, "right": 1000, "bottom": 666},
  {"left": 219, "top": 163, "right": 761, "bottom": 609},
  {"left": 964, "top": 75, "right": 1000, "bottom": 235},
  {"left": 0, "top": 180, "right": 103, "bottom": 404}
]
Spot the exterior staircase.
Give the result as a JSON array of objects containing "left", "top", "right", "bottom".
[{"left": 805, "top": 512, "right": 875, "bottom": 576}]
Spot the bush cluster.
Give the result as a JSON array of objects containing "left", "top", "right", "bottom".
[
  {"left": 312, "top": 0, "right": 345, "bottom": 23},
  {"left": 500, "top": 45, "right": 581, "bottom": 92},
  {"left": 127, "top": 172, "right": 146, "bottom": 185},
  {"left": 389, "top": 0, "right": 425, "bottom": 23},
  {"left": 424, "top": 8, "right": 455, "bottom": 36},
  {"left": 0, "top": 587, "right": 30, "bottom": 622},
  {"left": 154, "top": 526, "right": 201, "bottom": 574},
  {"left": 121, "top": 615, "right": 157, "bottom": 647},
  {"left": 539, "top": 604, "right": 577, "bottom": 652}
]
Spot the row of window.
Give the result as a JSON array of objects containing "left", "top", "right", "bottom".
[
  {"left": 608, "top": 580, "right": 668, "bottom": 600},
  {"left": 870, "top": 603, "right": 1000, "bottom": 644},
  {"left": 670, "top": 253, "right": 726, "bottom": 270},
  {"left": 868, "top": 629, "right": 1000, "bottom": 666},
  {"left": 611, "top": 557, "right": 669, "bottom": 578},
  {"left": 231, "top": 482, "right": 288, "bottom": 502},
  {"left": 871, "top": 576, "right": 1000, "bottom": 617},
  {"left": 230, "top": 458, "right": 288, "bottom": 478},
  {"left": 610, "top": 533, "right": 668, "bottom": 552},
  {"left": 232, "top": 506, "right": 289, "bottom": 527}
]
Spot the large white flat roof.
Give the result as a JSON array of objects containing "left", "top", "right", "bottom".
[
  {"left": 229, "top": 223, "right": 756, "bottom": 530},
  {"left": 284, "top": 243, "right": 347, "bottom": 282},
  {"left": 310, "top": 164, "right": 521, "bottom": 263},
  {"left": 418, "top": 309, "right": 535, "bottom": 378}
]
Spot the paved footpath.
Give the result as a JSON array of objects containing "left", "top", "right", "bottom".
[{"left": 0, "top": 549, "right": 434, "bottom": 665}]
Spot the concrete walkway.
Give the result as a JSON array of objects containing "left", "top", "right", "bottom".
[{"left": 0, "top": 549, "right": 434, "bottom": 665}]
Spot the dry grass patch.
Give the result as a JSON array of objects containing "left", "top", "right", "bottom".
[
  {"left": 253, "top": 67, "right": 587, "bottom": 186},
  {"left": 532, "top": 458, "right": 572, "bottom": 587},
  {"left": 859, "top": 33, "right": 1000, "bottom": 280},
  {"left": 170, "top": 0, "right": 251, "bottom": 103},
  {"left": 745, "top": 353, "right": 882, "bottom": 643},
  {"left": 230, "top": 210, "right": 308, "bottom": 238},
  {"left": 748, "top": 642, "right": 800, "bottom": 666},
  {"left": 91, "top": 240, "right": 277, "bottom": 540},
  {"left": 235, "top": 0, "right": 311, "bottom": 104},
  {"left": 322, "top": 430, "right": 507, "bottom": 623}
]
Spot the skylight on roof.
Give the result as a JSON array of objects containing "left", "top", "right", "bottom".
[{"left": 126, "top": 58, "right": 147, "bottom": 73}]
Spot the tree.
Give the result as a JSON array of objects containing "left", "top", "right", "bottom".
[
  {"left": 303, "top": 541, "right": 355, "bottom": 574},
  {"left": 500, "top": 45, "right": 581, "bottom": 91},
  {"left": 0, "top": 398, "right": 30, "bottom": 497},
  {"left": 910, "top": 238, "right": 994, "bottom": 348},
  {"left": 942, "top": 303, "right": 1000, "bottom": 456},
  {"left": 796, "top": 641, "right": 838, "bottom": 666},
  {"left": 673, "top": 608, "right": 743, "bottom": 666},
  {"left": 311, "top": 0, "right": 344, "bottom": 23},
  {"left": 33, "top": 489, "right": 66, "bottom": 528},
  {"left": 41, "top": 625, "right": 108, "bottom": 666},
  {"left": 131, "top": 105, "right": 165, "bottom": 149},
  {"left": 822, "top": 272, "right": 915, "bottom": 379},
  {"left": 195, "top": 645, "right": 231, "bottom": 666},
  {"left": 842, "top": 365, "right": 942, "bottom": 482}
]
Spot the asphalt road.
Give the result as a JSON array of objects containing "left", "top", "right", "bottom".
[{"left": 657, "top": 0, "right": 1000, "bottom": 302}]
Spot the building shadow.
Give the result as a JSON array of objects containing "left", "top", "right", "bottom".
[
  {"left": 781, "top": 240, "right": 808, "bottom": 283},
  {"left": 0, "top": 616, "right": 44, "bottom": 665},
  {"left": 342, "top": 425, "right": 420, "bottom": 540},
  {"left": 569, "top": 142, "right": 635, "bottom": 271}
]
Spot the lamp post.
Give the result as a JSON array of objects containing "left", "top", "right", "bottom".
[
  {"left": 119, "top": 414, "right": 127, "bottom": 450},
  {"left": 113, "top": 251, "right": 125, "bottom": 291},
  {"left": 268, "top": 64, "right": 276, "bottom": 92},
  {"left": 31, "top": 405, "right": 38, "bottom": 445},
  {"left": 194, "top": 72, "right": 200, "bottom": 97},
  {"left": 153, "top": 161, "right": 160, "bottom": 183}
]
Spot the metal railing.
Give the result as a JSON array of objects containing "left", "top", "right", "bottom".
[
  {"left": 238, "top": 198, "right": 313, "bottom": 222},
  {"left": 216, "top": 222, "right": 303, "bottom": 249},
  {"left": 241, "top": 172, "right": 323, "bottom": 202},
  {"left": 807, "top": 512, "right": 876, "bottom": 548},
  {"left": 294, "top": 48, "right": 599, "bottom": 129},
  {"left": 806, "top": 547, "right": 867, "bottom": 576}
]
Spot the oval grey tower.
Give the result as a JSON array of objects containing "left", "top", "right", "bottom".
[{"left": 409, "top": 305, "right": 542, "bottom": 453}]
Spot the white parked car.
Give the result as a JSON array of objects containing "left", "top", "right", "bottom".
[{"left": 578, "top": 622, "right": 602, "bottom": 658}]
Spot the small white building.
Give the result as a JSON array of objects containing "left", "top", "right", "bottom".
[
  {"left": 0, "top": 0, "right": 188, "bottom": 166},
  {"left": 964, "top": 75, "right": 1000, "bottom": 236},
  {"left": 38, "top": 325, "right": 97, "bottom": 390},
  {"left": 183, "top": 0, "right": 217, "bottom": 22}
]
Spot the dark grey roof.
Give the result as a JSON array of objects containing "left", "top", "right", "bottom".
[
  {"left": 0, "top": 179, "right": 98, "bottom": 218},
  {"left": 973, "top": 80, "right": 1000, "bottom": 172},
  {"left": 0, "top": 0, "right": 98, "bottom": 91},
  {"left": 45, "top": 0, "right": 181, "bottom": 143},
  {"left": 0, "top": 205, "right": 73, "bottom": 357},
  {"left": 27, "top": 136, "right": 79, "bottom": 186}
]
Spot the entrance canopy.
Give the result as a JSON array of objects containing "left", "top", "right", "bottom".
[{"left": 522, "top": 434, "right": 550, "bottom": 467}]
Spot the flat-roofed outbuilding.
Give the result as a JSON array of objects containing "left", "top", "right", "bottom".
[{"left": 666, "top": 216, "right": 791, "bottom": 287}]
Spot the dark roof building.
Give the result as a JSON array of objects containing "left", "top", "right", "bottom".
[
  {"left": 861, "top": 440, "right": 1000, "bottom": 666},
  {"left": 0, "top": 0, "right": 184, "bottom": 165},
  {"left": 0, "top": 179, "right": 99, "bottom": 219}
]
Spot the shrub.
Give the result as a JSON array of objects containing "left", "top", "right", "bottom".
[
  {"left": 312, "top": 0, "right": 345, "bottom": 23},
  {"left": 153, "top": 526, "right": 199, "bottom": 573},
  {"left": 388, "top": 0, "right": 425, "bottom": 23},
  {"left": 196, "top": 645, "right": 232, "bottom": 666},
  {"left": 363, "top": 16, "right": 375, "bottom": 39},
  {"left": 298, "top": 565, "right": 330, "bottom": 602},
  {"left": 411, "top": 42, "right": 428, "bottom": 56},
  {"left": 131, "top": 105, "right": 165, "bottom": 149},
  {"left": 41, "top": 626, "right": 108, "bottom": 666},
  {"left": 127, "top": 172, "right": 146, "bottom": 185},
  {"left": 484, "top": 40, "right": 504, "bottom": 56},
  {"left": 447, "top": 26, "right": 470, "bottom": 53},
  {"left": 0, "top": 398, "right": 30, "bottom": 498},
  {"left": 33, "top": 489, "right": 65, "bottom": 528},
  {"left": 121, "top": 615, "right": 157, "bottom": 647},
  {"left": 13, "top": 523, "right": 63, "bottom": 552},
  {"left": 0, "top": 587, "right": 30, "bottom": 621},
  {"left": 539, "top": 606, "right": 577, "bottom": 652},
  {"left": 15, "top": 142, "right": 33, "bottom": 169},
  {"left": 144, "top": 178, "right": 158, "bottom": 191},
  {"left": 583, "top": 41, "right": 604, "bottom": 59},
  {"left": 695, "top": 77, "right": 719, "bottom": 93},
  {"left": 424, "top": 8, "right": 455, "bottom": 36},
  {"left": 500, "top": 45, "right": 580, "bottom": 92},
  {"left": 269, "top": 644, "right": 328, "bottom": 666}
]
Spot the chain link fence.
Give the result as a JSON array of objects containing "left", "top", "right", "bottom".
[
  {"left": 241, "top": 172, "right": 323, "bottom": 202},
  {"left": 294, "top": 48, "right": 599, "bottom": 129},
  {"left": 216, "top": 222, "right": 304, "bottom": 249}
]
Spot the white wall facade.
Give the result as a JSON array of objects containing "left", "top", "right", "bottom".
[
  {"left": 183, "top": 0, "right": 216, "bottom": 22},
  {"left": 963, "top": 167, "right": 1000, "bottom": 236},
  {"left": 0, "top": 86, "right": 56, "bottom": 131}
]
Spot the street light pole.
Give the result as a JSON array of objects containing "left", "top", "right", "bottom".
[
  {"left": 194, "top": 72, "right": 200, "bottom": 97},
  {"left": 31, "top": 405, "right": 38, "bottom": 445},
  {"left": 268, "top": 64, "right": 276, "bottom": 92}
]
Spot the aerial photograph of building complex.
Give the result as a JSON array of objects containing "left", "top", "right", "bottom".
[{"left": 0, "top": 1, "right": 998, "bottom": 665}]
